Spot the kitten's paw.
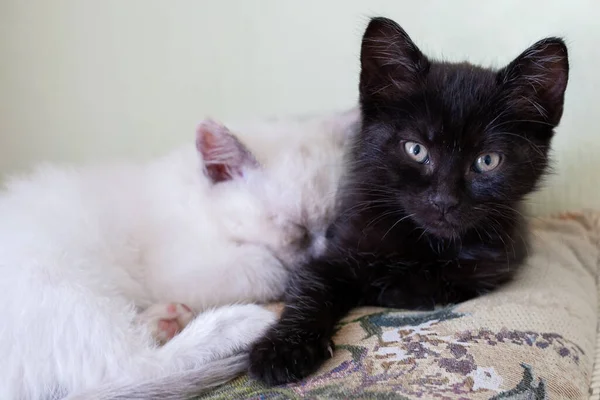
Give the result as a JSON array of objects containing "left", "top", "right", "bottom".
[
  {"left": 138, "top": 303, "right": 195, "bottom": 345},
  {"left": 209, "top": 304, "right": 278, "bottom": 347},
  {"left": 249, "top": 327, "right": 334, "bottom": 385}
]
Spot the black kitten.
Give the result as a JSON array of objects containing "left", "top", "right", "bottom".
[{"left": 249, "top": 17, "right": 569, "bottom": 385}]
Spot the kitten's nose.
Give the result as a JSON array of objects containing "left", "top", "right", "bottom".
[{"left": 430, "top": 194, "right": 459, "bottom": 215}]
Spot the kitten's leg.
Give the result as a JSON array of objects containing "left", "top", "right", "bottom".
[
  {"left": 67, "top": 304, "right": 278, "bottom": 400},
  {"left": 63, "top": 304, "right": 277, "bottom": 398},
  {"left": 154, "top": 304, "right": 276, "bottom": 370},
  {"left": 137, "top": 303, "right": 195, "bottom": 345},
  {"left": 3, "top": 266, "right": 274, "bottom": 399},
  {"left": 438, "top": 258, "right": 517, "bottom": 303},
  {"left": 248, "top": 259, "right": 360, "bottom": 385},
  {"left": 433, "top": 238, "right": 525, "bottom": 303},
  {"left": 1, "top": 273, "right": 159, "bottom": 399},
  {"left": 363, "top": 259, "right": 516, "bottom": 310},
  {"left": 362, "top": 264, "right": 440, "bottom": 310}
]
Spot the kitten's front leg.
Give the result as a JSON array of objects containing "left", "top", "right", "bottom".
[
  {"left": 363, "top": 264, "right": 440, "bottom": 310},
  {"left": 249, "top": 259, "right": 360, "bottom": 385},
  {"left": 438, "top": 258, "right": 518, "bottom": 303},
  {"left": 365, "top": 258, "right": 518, "bottom": 310}
]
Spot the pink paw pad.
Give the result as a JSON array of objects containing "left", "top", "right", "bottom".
[{"left": 138, "top": 303, "right": 195, "bottom": 345}]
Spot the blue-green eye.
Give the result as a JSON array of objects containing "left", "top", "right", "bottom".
[
  {"left": 404, "top": 141, "right": 429, "bottom": 163},
  {"left": 473, "top": 153, "right": 501, "bottom": 173}
]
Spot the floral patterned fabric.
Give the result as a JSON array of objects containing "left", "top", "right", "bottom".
[{"left": 199, "top": 212, "right": 600, "bottom": 399}]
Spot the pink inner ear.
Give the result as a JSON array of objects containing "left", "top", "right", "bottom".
[{"left": 196, "top": 120, "right": 258, "bottom": 184}]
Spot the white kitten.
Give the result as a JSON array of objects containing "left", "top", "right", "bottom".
[{"left": 0, "top": 110, "right": 359, "bottom": 400}]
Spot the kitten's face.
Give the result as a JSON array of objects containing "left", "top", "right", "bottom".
[
  {"left": 196, "top": 119, "right": 343, "bottom": 269},
  {"left": 356, "top": 18, "right": 569, "bottom": 239}
]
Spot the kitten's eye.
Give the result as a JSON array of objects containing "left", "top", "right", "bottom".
[
  {"left": 403, "top": 141, "right": 429, "bottom": 164},
  {"left": 473, "top": 153, "right": 501, "bottom": 173}
]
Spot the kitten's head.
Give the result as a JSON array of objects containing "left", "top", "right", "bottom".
[
  {"left": 355, "top": 17, "right": 569, "bottom": 238},
  {"left": 195, "top": 119, "right": 343, "bottom": 269}
]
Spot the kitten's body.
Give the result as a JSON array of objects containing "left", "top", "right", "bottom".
[
  {"left": 0, "top": 111, "right": 356, "bottom": 399},
  {"left": 249, "top": 18, "right": 569, "bottom": 385}
]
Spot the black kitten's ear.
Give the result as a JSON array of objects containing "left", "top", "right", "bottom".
[
  {"left": 196, "top": 119, "right": 259, "bottom": 184},
  {"left": 499, "top": 38, "right": 569, "bottom": 126},
  {"left": 359, "top": 17, "right": 429, "bottom": 102}
]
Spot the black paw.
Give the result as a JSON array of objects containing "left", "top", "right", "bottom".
[
  {"left": 376, "top": 288, "right": 436, "bottom": 310},
  {"left": 248, "top": 327, "right": 334, "bottom": 386},
  {"left": 403, "top": 295, "right": 436, "bottom": 311}
]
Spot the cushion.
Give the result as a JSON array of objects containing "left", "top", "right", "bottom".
[{"left": 199, "top": 212, "right": 600, "bottom": 399}]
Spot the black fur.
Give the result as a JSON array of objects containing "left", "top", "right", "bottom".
[{"left": 249, "top": 17, "right": 569, "bottom": 385}]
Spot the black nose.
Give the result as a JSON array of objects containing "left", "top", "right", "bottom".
[{"left": 430, "top": 194, "right": 459, "bottom": 214}]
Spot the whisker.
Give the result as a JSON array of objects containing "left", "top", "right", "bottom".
[{"left": 381, "top": 213, "right": 416, "bottom": 240}]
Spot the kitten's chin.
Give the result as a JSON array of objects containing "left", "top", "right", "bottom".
[{"left": 423, "top": 220, "right": 462, "bottom": 240}]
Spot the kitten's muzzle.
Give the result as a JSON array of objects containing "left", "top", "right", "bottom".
[
  {"left": 426, "top": 218, "right": 461, "bottom": 239},
  {"left": 429, "top": 193, "right": 459, "bottom": 216}
]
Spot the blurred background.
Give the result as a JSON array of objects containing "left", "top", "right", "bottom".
[{"left": 0, "top": 0, "right": 598, "bottom": 215}]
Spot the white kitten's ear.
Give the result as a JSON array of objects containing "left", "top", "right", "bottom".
[{"left": 196, "top": 119, "right": 259, "bottom": 183}]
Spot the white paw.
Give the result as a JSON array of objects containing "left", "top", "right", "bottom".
[
  {"left": 138, "top": 303, "right": 196, "bottom": 345},
  {"left": 221, "top": 304, "right": 277, "bottom": 340},
  {"left": 194, "top": 304, "right": 277, "bottom": 353},
  {"left": 152, "top": 304, "right": 277, "bottom": 369}
]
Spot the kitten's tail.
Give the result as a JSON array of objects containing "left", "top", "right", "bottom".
[{"left": 65, "top": 354, "right": 248, "bottom": 400}]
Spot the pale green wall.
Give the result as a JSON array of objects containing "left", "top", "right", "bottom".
[{"left": 1, "top": 0, "right": 598, "bottom": 215}]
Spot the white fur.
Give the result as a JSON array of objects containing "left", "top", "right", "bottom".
[{"left": 0, "top": 109, "right": 358, "bottom": 399}]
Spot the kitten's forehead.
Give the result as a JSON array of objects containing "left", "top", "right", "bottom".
[
  {"left": 413, "top": 63, "right": 504, "bottom": 147},
  {"left": 432, "top": 63, "right": 496, "bottom": 98},
  {"left": 428, "top": 63, "right": 498, "bottom": 120}
]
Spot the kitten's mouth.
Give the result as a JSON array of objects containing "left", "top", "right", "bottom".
[
  {"left": 425, "top": 218, "right": 461, "bottom": 239},
  {"left": 410, "top": 210, "right": 464, "bottom": 239}
]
